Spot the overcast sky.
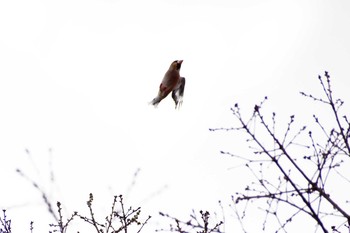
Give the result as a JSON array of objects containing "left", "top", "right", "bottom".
[{"left": 1, "top": 0, "right": 350, "bottom": 232}]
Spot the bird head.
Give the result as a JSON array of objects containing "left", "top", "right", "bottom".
[{"left": 170, "top": 60, "right": 183, "bottom": 71}]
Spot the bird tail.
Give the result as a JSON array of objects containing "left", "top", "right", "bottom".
[{"left": 149, "top": 96, "right": 161, "bottom": 107}]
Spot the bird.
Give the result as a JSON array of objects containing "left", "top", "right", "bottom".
[{"left": 150, "top": 60, "right": 186, "bottom": 109}]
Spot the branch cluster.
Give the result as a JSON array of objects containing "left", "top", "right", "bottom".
[
  {"left": 0, "top": 210, "right": 11, "bottom": 233},
  {"left": 158, "top": 209, "right": 223, "bottom": 233},
  {"left": 49, "top": 193, "right": 151, "bottom": 233},
  {"left": 211, "top": 72, "right": 350, "bottom": 232}
]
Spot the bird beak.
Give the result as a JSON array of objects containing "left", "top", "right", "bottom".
[{"left": 178, "top": 60, "right": 183, "bottom": 64}]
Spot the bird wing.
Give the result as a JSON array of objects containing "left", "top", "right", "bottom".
[{"left": 171, "top": 77, "right": 186, "bottom": 109}]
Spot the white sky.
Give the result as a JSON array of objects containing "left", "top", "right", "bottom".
[{"left": 1, "top": 0, "right": 350, "bottom": 232}]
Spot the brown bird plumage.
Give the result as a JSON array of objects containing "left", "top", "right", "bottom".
[{"left": 150, "top": 60, "right": 186, "bottom": 109}]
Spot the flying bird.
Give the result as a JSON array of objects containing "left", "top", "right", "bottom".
[{"left": 150, "top": 60, "right": 186, "bottom": 109}]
